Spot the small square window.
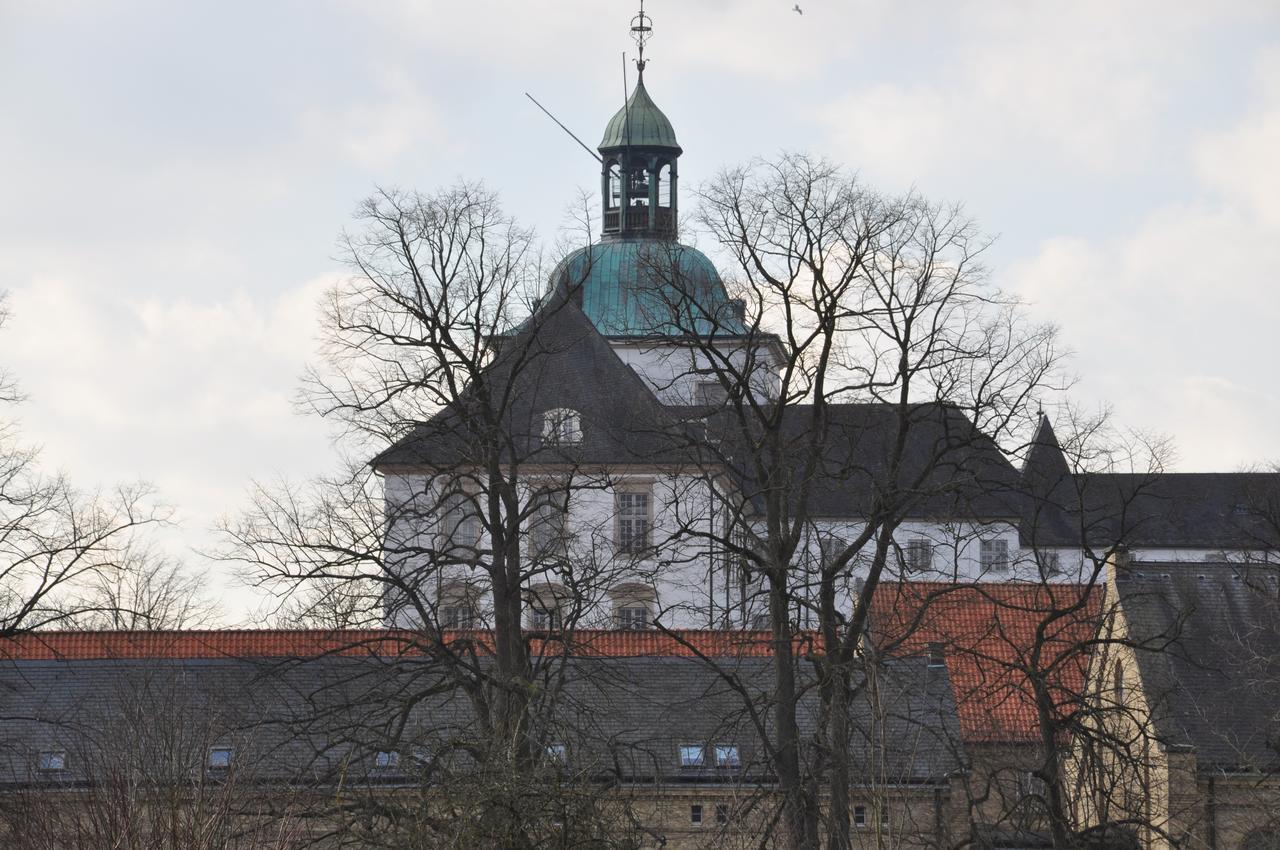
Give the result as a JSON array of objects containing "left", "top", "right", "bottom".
[
  {"left": 715, "top": 803, "right": 730, "bottom": 825},
  {"left": 690, "top": 804, "right": 703, "bottom": 825},
  {"left": 546, "top": 743, "right": 567, "bottom": 764},
  {"left": 542, "top": 408, "right": 582, "bottom": 445},
  {"left": 854, "top": 805, "right": 866, "bottom": 827},
  {"left": 679, "top": 744, "right": 706, "bottom": 769},
  {"left": 208, "top": 747, "right": 233, "bottom": 770},
  {"left": 980, "top": 539, "right": 1010, "bottom": 573},
  {"left": 374, "top": 750, "right": 400, "bottom": 769},
  {"left": 37, "top": 751, "right": 66, "bottom": 772},
  {"left": 713, "top": 744, "right": 740, "bottom": 769},
  {"left": 905, "top": 539, "right": 933, "bottom": 572}
]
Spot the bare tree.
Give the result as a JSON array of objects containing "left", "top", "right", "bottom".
[
  {"left": 63, "top": 543, "right": 220, "bottom": 631},
  {"left": 221, "top": 182, "right": 658, "bottom": 847},
  {"left": 620, "top": 153, "right": 1066, "bottom": 849},
  {"left": 0, "top": 298, "right": 169, "bottom": 638}
]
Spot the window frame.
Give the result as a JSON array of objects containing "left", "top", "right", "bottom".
[
  {"left": 678, "top": 743, "right": 707, "bottom": 769},
  {"left": 374, "top": 750, "right": 400, "bottom": 770},
  {"left": 208, "top": 746, "right": 234, "bottom": 771},
  {"left": 36, "top": 750, "right": 66, "bottom": 772},
  {"left": 614, "top": 487, "right": 653, "bottom": 556},
  {"left": 713, "top": 743, "right": 740, "bottom": 769},
  {"left": 440, "top": 488, "right": 482, "bottom": 552},
  {"left": 905, "top": 538, "right": 934, "bottom": 573},
  {"left": 541, "top": 408, "right": 583, "bottom": 446},
  {"left": 979, "top": 538, "right": 1010, "bottom": 573},
  {"left": 689, "top": 803, "right": 704, "bottom": 825}
]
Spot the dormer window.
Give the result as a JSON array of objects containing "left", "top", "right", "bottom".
[
  {"left": 542, "top": 408, "right": 582, "bottom": 445},
  {"left": 679, "top": 744, "right": 706, "bottom": 769},
  {"left": 208, "top": 747, "right": 233, "bottom": 770},
  {"left": 37, "top": 751, "right": 66, "bottom": 772},
  {"left": 713, "top": 744, "right": 740, "bottom": 769}
]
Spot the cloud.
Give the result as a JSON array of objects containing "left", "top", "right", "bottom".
[
  {"left": 815, "top": 1, "right": 1277, "bottom": 185},
  {"left": 1, "top": 274, "right": 338, "bottom": 523},
  {"left": 1011, "top": 58, "right": 1280, "bottom": 470}
]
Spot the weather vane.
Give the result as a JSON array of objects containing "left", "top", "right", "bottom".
[{"left": 631, "top": 1, "right": 653, "bottom": 73}]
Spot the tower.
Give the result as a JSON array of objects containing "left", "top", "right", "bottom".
[{"left": 598, "top": 3, "right": 681, "bottom": 239}]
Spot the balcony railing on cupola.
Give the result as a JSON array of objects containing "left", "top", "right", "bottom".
[{"left": 603, "top": 204, "right": 675, "bottom": 237}]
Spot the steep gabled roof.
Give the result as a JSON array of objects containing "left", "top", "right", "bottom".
[
  {"left": 1115, "top": 562, "right": 1280, "bottom": 771},
  {"left": 1017, "top": 417, "right": 1280, "bottom": 549},
  {"left": 708, "top": 402, "right": 1024, "bottom": 520},
  {"left": 373, "top": 300, "right": 690, "bottom": 469},
  {"left": 869, "top": 581, "right": 1102, "bottom": 744}
]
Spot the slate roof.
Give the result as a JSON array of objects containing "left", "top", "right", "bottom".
[
  {"left": 869, "top": 581, "right": 1102, "bottom": 744},
  {"left": 372, "top": 300, "right": 691, "bottom": 469},
  {"left": 0, "top": 652, "right": 962, "bottom": 789},
  {"left": 599, "top": 77, "right": 681, "bottom": 153},
  {"left": 1115, "top": 562, "right": 1280, "bottom": 771},
  {"left": 715, "top": 402, "right": 1025, "bottom": 520},
  {"left": 1019, "top": 418, "right": 1280, "bottom": 550}
]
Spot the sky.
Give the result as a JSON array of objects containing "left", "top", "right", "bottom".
[{"left": 2, "top": 1, "right": 1278, "bottom": 621}]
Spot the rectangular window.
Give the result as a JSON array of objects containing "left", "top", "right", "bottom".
[
  {"left": 545, "top": 743, "right": 567, "bottom": 764},
  {"left": 696, "top": 381, "right": 727, "bottom": 405},
  {"left": 905, "top": 539, "right": 933, "bottom": 572},
  {"left": 927, "top": 642, "right": 946, "bottom": 667},
  {"left": 1040, "top": 550, "right": 1063, "bottom": 577},
  {"left": 715, "top": 803, "right": 730, "bottom": 825},
  {"left": 679, "top": 744, "right": 706, "bottom": 769},
  {"left": 853, "top": 805, "right": 866, "bottom": 827},
  {"left": 714, "top": 744, "right": 740, "bottom": 769},
  {"left": 615, "top": 490, "right": 652, "bottom": 554},
  {"left": 980, "top": 538, "right": 1010, "bottom": 573},
  {"left": 528, "top": 498, "right": 567, "bottom": 559},
  {"left": 615, "top": 605, "right": 650, "bottom": 630},
  {"left": 37, "top": 751, "right": 66, "bottom": 772},
  {"left": 442, "top": 491, "right": 481, "bottom": 550},
  {"left": 440, "top": 604, "right": 478, "bottom": 630},
  {"left": 374, "top": 750, "right": 400, "bottom": 769},
  {"left": 690, "top": 804, "right": 703, "bottom": 825},
  {"left": 208, "top": 747, "right": 233, "bottom": 770},
  {"left": 819, "top": 535, "right": 848, "bottom": 571},
  {"left": 529, "top": 606, "right": 563, "bottom": 631}
]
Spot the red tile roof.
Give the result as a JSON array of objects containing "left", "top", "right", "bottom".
[
  {"left": 869, "top": 582, "right": 1102, "bottom": 744},
  {"left": 0, "top": 629, "right": 782, "bottom": 662}
]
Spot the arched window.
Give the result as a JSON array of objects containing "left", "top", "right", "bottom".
[
  {"left": 526, "top": 583, "right": 568, "bottom": 631},
  {"left": 438, "top": 581, "right": 484, "bottom": 630},
  {"left": 542, "top": 408, "right": 582, "bottom": 445},
  {"left": 611, "top": 583, "right": 656, "bottom": 630}
]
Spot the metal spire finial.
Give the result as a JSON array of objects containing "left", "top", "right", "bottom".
[{"left": 630, "top": 1, "right": 652, "bottom": 75}]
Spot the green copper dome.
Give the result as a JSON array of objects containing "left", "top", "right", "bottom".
[
  {"left": 599, "top": 77, "right": 682, "bottom": 153},
  {"left": 546, "top": 238, "right": 745, "bottom": 338}
]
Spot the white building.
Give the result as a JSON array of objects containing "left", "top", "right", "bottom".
[{"left": 372, "top": 62, "right": 1279, "bottom": 633}]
